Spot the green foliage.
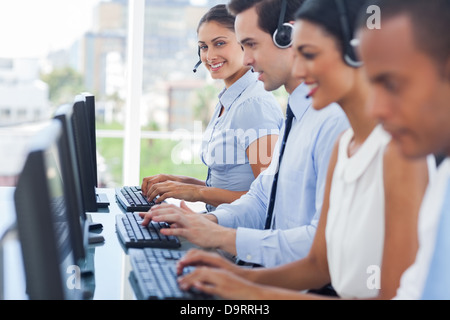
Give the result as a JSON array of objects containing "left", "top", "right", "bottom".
[
  {"left": 96, "top": 136, "right": 123, "bottom": 186},
  {"left": 140, "top": 139, "right": 207, "bottom": 182},
  {"left": 40, "top": 67, "right": 85, "bottom": 106},
  {"left": 271, "top": 86, "right": 289, "bottom": 113},
  {"left": 192, "top": 83, "right": 221, "bottom": 129},
  {"left": 97, "top": 121, "right": 124, "bottom": 131},
  {"left": 96, "top": 122, "right": 207, "bottom": 187}
]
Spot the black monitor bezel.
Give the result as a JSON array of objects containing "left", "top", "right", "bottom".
[
  {"left": 71, "top": 96, "right": 98, "bottom": 212},
  {"left": 13, "top": 120, "right": 83, "bottom": 300},
  {"left": 53, "top": 104, "right": 90, "bottom": 265}
]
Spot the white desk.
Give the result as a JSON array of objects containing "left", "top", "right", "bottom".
[{"left": 0, "top": 187, "right": 25, "bottom": 300}]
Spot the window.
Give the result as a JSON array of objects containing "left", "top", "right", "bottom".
[{"left": 0, "top": 0, "right": 230, "bottom": 187}]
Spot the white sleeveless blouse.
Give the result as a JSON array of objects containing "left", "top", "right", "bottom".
[{"left": 325, "top": 124, "right": 391, "bottom": 299}]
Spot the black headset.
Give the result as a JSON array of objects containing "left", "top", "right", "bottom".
[
  {"left": 193, "top": 46, "right": 202, "bottom": 73},
  {"left": 335, "top": 0, "right": 363, "bottom": 68},
  {"left": 195, "top": 0, "right": 294, "bottom": 70},
  {"left": 272, "top": 0, "right": 294, "bottom": 49}
]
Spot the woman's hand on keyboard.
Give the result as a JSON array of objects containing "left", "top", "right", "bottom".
[
  {"left": 143, "top": 180, "right": 202, "bottom": 204},
  {"left": 141, "top": 174, "right": 206, "bottom": 201},
  {"left": 141, "top": 174, "right": 180, "bottom": 197},
  {"left": 177, "top": 265, "right": 263, "bottom": 300},
  {"left": 176, "top": 249, "right": 241, "bottom": 276}
]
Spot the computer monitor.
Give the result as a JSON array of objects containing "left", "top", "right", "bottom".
[
  {"left": 80, "top": 93, "right": 110, "bottom": 207},
  {"left": 53, "top": 103, "right": 103, "bottom": 269},
  {"left": 71, "top": 96, "right": 99, "bottom": 212},
  {"left": 53, "top": 105, "right": 89, "bottom": 265},
  {"left": 81, "top": 93, "right": 98, "bottom": 187},
  {"left": 72, "top": 94, "right": 109, "bottom": 211},
  {"left": 13, "top": 120, "right": 85, "bottom": 300}
]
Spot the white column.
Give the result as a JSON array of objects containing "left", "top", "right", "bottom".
[{"left": 123, "top": 0, "right": 145, "bottom": 186}]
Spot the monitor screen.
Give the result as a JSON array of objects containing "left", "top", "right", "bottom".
[
  {"left": 71, "top": 96, "right": 98, "bottom": 212},
  {"left": 13, "top": 120, "right": 84, "bottom": 300},
  {"left": 76, "top": 93, "right": 109, "bottom": 209},
  {"left": 81, "top": 93, "right": 98, "bottom": 187},
  {"left": 53, "top": 104, "right": 90, "bottom": 266}
]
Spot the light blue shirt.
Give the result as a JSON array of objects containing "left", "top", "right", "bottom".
[
  {"left": 212, "top": 83, "right": 350, "bottom": 267},
  {"left": 421, "top": 174, "right": 450, "bottom": 300},
  {"left": 201, "top": 70, "right": 284, "bottom": 212}
]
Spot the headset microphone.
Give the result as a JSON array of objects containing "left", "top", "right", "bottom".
[
  {"left": 193, "top": 46, "right": 202, "bottom": 73},
  {"left": 193, "top": 60, "right": 202, "bottom": 73}
]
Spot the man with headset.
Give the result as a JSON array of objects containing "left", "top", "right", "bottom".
[
  {"left": 357, "top": 0, "right": 450, "bottom": 300},
  {"left": 140, "top": 0, "right": 349, "bottom": 269}
]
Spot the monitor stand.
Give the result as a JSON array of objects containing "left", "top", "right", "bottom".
[
  {"left": 88, "top": 232, "right": 105, "bottom": 245},
  {"left": 96, "top": 192, "right": 110, "bottom": 208}
]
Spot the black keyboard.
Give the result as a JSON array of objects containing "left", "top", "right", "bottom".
[
  {"left": 115, "top": 186, "right": 157, "bottom": 212},
  {"left": 115, "top": 212, "right": 181, "bottom": 249},
  {"left": 128, "top": 248, "right": 214, "bottom": 300}
]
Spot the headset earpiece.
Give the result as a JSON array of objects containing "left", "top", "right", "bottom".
[
  {"left": 273, "top": 23, "right": 294, "bottom": 49},
  {"left": 342, "top": 38, "right": 363, "bottom": 68},
  {"left": 335, "top": 0, "right": 363, "bottom": 68},
  {"left": 345, "top": 38, "right": 363, "bottom": 68},
  {"left": 343, "top": 51, "right": 362, "bottom": 68},
  {"left": 272, "top": 0, "right": 293, "bottom": 49}
]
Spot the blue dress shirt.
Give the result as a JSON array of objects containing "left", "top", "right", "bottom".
[
  {"left": 212, "top": 83, "right": 350, "bottom": 267},
  {"left": 421, "top": 177, "right": 450, "bottom": 300},
  {"left": 201, "top": 70, "right": 284, "bottom": 212}
]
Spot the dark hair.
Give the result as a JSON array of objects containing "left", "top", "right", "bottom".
[
  {"left": 227, "top": 0, "right": 264, "bottom": 16},
  {"left": 197, "top": 4, "right": 236, "bottom": 33},
  {"left": 228, "top": 0, "right": 305, "bottom": 36},
  {"left": 357, "top": 0, "right": 450, "bottom": 69},
  {"left": 295, "top": 0, "right": 368, "bottom": 63}
]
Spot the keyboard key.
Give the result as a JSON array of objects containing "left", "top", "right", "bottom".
[
  {"left": 115, "top": 186, "right": 159, "bottom": 212},
  {"left": 115, "top": 213, "right": 181, "bottom": 249},
  {"left": 128, "top": 248, "right": 215, "bottom": 300}
]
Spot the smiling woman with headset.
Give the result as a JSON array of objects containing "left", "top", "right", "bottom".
[
  {"left": 175, "top": 0, "right": 433, "bottom": 300},
  {"left": 141, "top": 4, "right": 283, "bottom": 212}
]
